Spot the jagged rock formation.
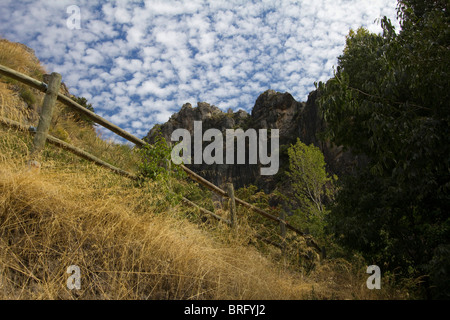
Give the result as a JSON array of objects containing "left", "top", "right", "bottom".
[
  {"left": 146, "top": 101, "right": 256, "bottom": 189},
  {"left": 145, "top": 89, "right": 360, "bottom": 192}
]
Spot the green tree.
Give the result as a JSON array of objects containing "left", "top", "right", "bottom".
[
  {"left": 316, "top": 0, "right": 449, "bottom": 298},
  {"left": 284, "top": 139, "right": 335, "bottom": 238},
  {"left": 136, "top": 131, "right": 186, "bottom": 207},
  {"left": 137, "top": 131, "right": 182, "bottom": 180}
]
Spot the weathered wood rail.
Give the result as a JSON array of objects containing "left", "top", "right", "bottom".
[
  {"left": 0, "top": 63, "right": 323, "bottom": 255},
  {"left": 0, "top": 116, "right": 138, "bottom": 180}
]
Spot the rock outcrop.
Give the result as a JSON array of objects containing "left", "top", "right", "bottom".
[
  {"left": 145, "top": 89, "right": 359, "bottom": 192},
  {"left": 145, "top": 101, "right": 256, "bottom": 189}
]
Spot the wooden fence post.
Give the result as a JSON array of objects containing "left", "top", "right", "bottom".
[
  {"left": 226, "top": 183, "right": 237, "bottom": 229},
  {"left": 30, "top": 72, "right": 61, "bottom": 160},
  {"left": 321, "top": 246, "right": 326, "bottom": 261},
  {"left": 279, "top": 211, "right": 287, "bottom": 254}
]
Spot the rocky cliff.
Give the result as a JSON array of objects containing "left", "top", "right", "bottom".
[{"left": 145, "top": 89, "right": 360, "bottom": 192}]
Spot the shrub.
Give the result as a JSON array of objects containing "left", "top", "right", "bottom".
[{"left": 19, "top": 87, "right": 37, "bottom": 107}]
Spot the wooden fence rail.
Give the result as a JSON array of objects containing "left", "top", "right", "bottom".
[
  {"left": 0, "top": 63, "right": 322, "bottom": 255},
  {"left": 0, "top": 64, "right": 147, "bottom": 146},
  {"left": 0, "top": 116, "right": 139, "bottom": 180},
  {"left": 0, "top": 115, "right": 230, "bottom": 222},
  {"left": 1, "top": 116, "right": 291, "bottom": 251}
]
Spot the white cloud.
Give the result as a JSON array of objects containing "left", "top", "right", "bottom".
[
  {"left": 83, "top": 48, "right": 104, "bottom": 65},
  {"left": 115, "top": 7, "right": 132, "bottom": 24},
  {"left": 0, "top": 0, "right": 400, "bottom": 141}
]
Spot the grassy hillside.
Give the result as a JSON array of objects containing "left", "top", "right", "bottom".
[{"left": 0, "top": 38, "right": 409, "bottom": 300}]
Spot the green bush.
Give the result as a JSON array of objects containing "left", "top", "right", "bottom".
[
  {"left": 19, "top": 87, "right": 37, "bottom": 106},
  {"left": 70, "top": 95, "right": 95, "bottom": 126},
  {"left": 137, "top": 130, "right": 185, "bottom": 183}
]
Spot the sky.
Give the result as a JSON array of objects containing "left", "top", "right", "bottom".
[{"left": 0, "top": 0, "right": 400, "bottom": 141}]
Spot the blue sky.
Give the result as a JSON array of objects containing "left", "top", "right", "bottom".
[{"left": 0, "top": 0, "right": 399, "bottom": 141}]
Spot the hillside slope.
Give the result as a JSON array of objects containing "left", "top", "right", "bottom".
[
  {"left": 0, "top": 38, "right": 406, "bottom": 300},
  {"left": 0, "top": 153, "right": 310, "bottom": 299}
]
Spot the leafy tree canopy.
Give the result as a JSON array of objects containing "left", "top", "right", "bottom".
[{"left": 316, "top": 0, "right": 449, "bottom": 298}]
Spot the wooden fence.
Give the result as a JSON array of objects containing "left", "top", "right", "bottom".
[{"left": 0, "top": 63, "right": 323, "bottom": 256}]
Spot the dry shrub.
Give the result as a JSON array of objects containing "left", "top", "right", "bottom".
[
  {"left": 0, "top": 38, "right": 46, "bottom": 77},
  {"left": 0, "top": 38, "right": 46, "bottom": 125},
  {"left": 0, "top": 156, "right": 315, "bottom": 300},
  {"left": 0, "top": 81, "right": 39, "bottom": 124},
  {"left": 306, "top": 257, "right": 411, "bottom": 300}
]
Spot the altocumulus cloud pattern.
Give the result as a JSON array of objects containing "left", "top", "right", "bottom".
[{"left": 0, "top": 0, "right": 399, "bottom": 140}]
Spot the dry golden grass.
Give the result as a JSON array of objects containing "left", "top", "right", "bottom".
[
  {"left": 0, "top": 37, "right": 139, "bottom": 174},
  {"left": 0, "top": 80, "right": 40, "bottom": 125},
  {"left": 0, "top": 127, "right": 410, "bottom": 300},
  {"left": 0, "top": 38, "right": 46, "bottom": 125},
  {"left": 0, "top": 133, "right": 312, "bottom": 299},
  {"left": 0, "top": 150, "right": 308, "bottom": 299},
  {"left": 0, "top": 38, "right": 46, "bottom": 77}
]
